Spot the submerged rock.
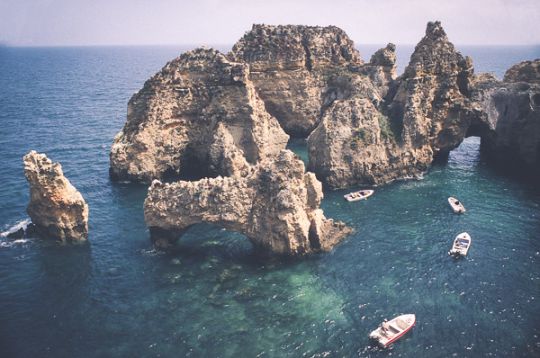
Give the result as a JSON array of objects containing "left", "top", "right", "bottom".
[
  {"left": 230, "top": 24, "right": 362, "bottom": 137},
  {"left": 144, "top": 150, "right": 351, "bottom": 255},
  {"left": 23, "top": 151, "right": 89, "bottom": 242},
  {"left": 110, "top": 47, "right": 288, "bottom": 183}
]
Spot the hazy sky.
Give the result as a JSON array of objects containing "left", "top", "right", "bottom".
[{"left": 1, "top": 0, "right": 539, "bottom": 46}]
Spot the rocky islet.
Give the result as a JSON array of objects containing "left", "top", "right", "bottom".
[
  {"left": 97, "top": 21, "right": 537, "bottom": 252},
  {"left": 22, "top": 151, "right": 89, "bottom": 242}
]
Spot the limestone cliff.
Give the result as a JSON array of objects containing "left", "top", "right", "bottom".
[
  {"left": 110, "top": 48, "right": 288, "bottom": 183},
  {"left": 230, "top": 24, "right": 362, "bottom": 137},
  {"left": 24, "top": 151, "right": 89, "bottom": 242},
  {"left": 111, "top": 22, "right": 538, "bottom": 200},
  {"left": 308, "top": 21, "right": 479, "bottom": 187},
  {"left": 144, "top": 150, "right": 351, "bottom": 255},
  {"left": 361, "top": 43, "right": 397, "bottom": 97},
  {"left": 473, "top": 61, "right": 540, "bottom": 172}
]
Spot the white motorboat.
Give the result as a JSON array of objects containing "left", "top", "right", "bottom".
[
  {"left": 448, "top": 197, "right": 466, "bottom": 213},
  {"left": 448, "top": 232, "right": 472, "bottom": 257},
  {"left": 344, "top": 189, "right": 374, "bottom": 202},
  {"left": 369, "top": 314, "right": 416, "bottom": 348}
]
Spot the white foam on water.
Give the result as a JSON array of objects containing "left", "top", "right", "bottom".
[
  {"left": 0, "top": 218, "right": 31, "bottom": 238},
  {"left": 0, "top": 238, "right": 30, "bottom": 248},
  {"left": 140, "top": 248, "right": 165, "bottom": 257}
]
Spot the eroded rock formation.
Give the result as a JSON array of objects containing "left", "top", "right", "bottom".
[
  {"left": 503, "top": 59, "right": 540, "bottom": 84},
  {"left": 144, "top": 150, "right": 351, "bottom": 255},
  {"left": 229, "top": 24, "right": 362, "bottom": 137},
  {"left": 308, "top": 21, "right": 481, "bottom": 187},
  {"left": 308, "top": 23, "right": 539, "bottom": 188},
  {"left": 24, "top": 151, "right": 89, "bottom": 242},
  {"left": 473, "top": 60, "right": 540, "bottom": 172},
  {"left": 111, "top": 21, "right": 538, "bottom": 256},
  {"left": 110, "top": 48, "right": 288, "bottom": 183}
]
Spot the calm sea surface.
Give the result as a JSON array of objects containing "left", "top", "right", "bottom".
[{"left": 1, "top": 45, "right": 539, "bottom": 357}]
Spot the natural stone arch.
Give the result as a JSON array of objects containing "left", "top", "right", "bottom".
[{"left": 144, "top": 150, "right": 351, "bottom": 255}]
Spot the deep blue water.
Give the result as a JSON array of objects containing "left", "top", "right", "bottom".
[{"left": 1, "top": 45, "right": 539, "bottom": 357}]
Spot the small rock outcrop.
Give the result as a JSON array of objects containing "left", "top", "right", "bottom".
[
  {"left": 23, "top": 151, "right": 89, "bottom": 242},
  {"left": 144, "top": 150, "right": 351, "bottom": 255},
  {"left": 230, "top": 24, "right": 362, "bottom": 137},
  {"left": 362, "top": 43, "right": 397, "bottom": 97},
  {"left": 110, "top": 48, "right": 288, "bottom": 183},
  {"left": 503, "top": 59, "right": 540, "bottom": 84}
]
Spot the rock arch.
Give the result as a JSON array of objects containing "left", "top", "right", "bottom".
[
  {"left": 144, "top": 150, "right": 351, "bottom": 255},
  {"left": 307, "top": 22, "right": 540, "bottom": 188}
]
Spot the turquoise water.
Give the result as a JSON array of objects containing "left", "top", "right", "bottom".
[{"left": 1, "top": 46, "right": 540, "bottom": 357}]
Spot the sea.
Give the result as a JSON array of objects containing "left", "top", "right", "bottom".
[{"left": 1, "top": 44, "right": 539, "bottom": 357}]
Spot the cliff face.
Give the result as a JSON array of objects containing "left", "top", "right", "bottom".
[
  {"left": 24, "top": 151, "right": 89, "bottom": 242},
  {"left": 230, "top": 24, "right": 362, "bottom": 137},
  {"left": 144, "top": 150, "right": 351, "bottom": 255},
  {"left": 110, "top": 48, "right": 288, "bottom": 183},
  {"left": 308, "top": 21, "right": 479, "bottom": 187},
  {"left": 474, "top": 60, "right": 540, "bottom": 172},
  {"left": 109, "top": 22, "right": 538, "bottom": 255}
]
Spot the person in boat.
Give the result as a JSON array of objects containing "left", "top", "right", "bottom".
[
  {"left": 380, "top": 319, "right": 390, "bottom": 334},
  {"left": 455, "top": 200, "right": 460, "bottom": 205}
]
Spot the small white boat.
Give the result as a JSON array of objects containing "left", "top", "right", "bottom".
[
  {"left": 344, "top": 189, "right": 374, "bottom": 202},
  {"left": 448, "top": 197, "right": 466, "bottom": 213},
  {"left": 448, "top": 232, "right": 472, "bottom": 257},
  {"left": 369, "top": 314, "right": 416, "bottom": 348}
]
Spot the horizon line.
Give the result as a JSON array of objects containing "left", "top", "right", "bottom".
[{"left": 2, "top": 42, "right": 540, "bottom": 49}]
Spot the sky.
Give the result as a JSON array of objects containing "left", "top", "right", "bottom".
[{"left": 1, "top": 0, "right": 539, "bottom": 46}]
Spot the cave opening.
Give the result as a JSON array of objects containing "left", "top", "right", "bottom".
[
  {"left": 434, "top": 118, "right": 494, "bottom": 166},
  {"left": 447, "top": 136, "right": 482, "bottom": 168},
  {"left": 175, "top": 223, "right": 254, "bottom": 258},
  {"left": 162, "top": 149, "right": 219, "bottom": 183}
]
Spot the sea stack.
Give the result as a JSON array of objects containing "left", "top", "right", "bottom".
[
  {"left": 308, "top": 21, "right": 481, "bottom": 188},
  {"left": 24, "top": 151, "right": 89, "bottom": 242},
  {"left": 229, "top": 24, "right": 363, "bottom": 137},
  {"left": 110, "top": 47, "right": 288, "bottom": 183},
  {"left": 144, "top": 150, "right": 351, "bottom": 255}
]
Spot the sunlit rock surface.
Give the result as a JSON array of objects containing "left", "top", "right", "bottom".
[
  {"left": 110, "top": 48, "right": 288, "bottom": 183},
  {"left": 24, "top": 151, "right": 89, "bottom": 242},
  {"left": 144, "top": 150, "right": 351, "bottom": 255},
  {"left": 229, "top": 24, "right": 362, "bottom": 137},
  {"left": 308, "top": 21, "right": 480, "bottom": 187}
]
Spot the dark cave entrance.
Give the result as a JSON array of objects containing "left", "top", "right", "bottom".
[
  {"left": 162, "top": 148, "right": 219, "bottom": 183},
  {"left": 434, "top": 119, "right": 494, "bottom": 165},
  {"left": 174, "top": 223, "right": 255, "bottom": 258}
]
